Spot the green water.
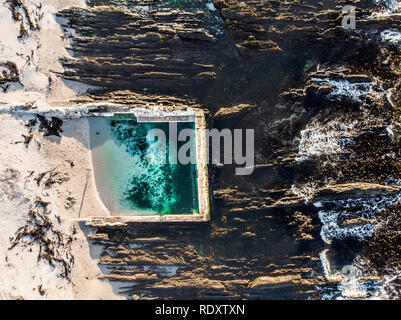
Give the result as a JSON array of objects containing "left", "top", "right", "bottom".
[{"left": 89, "top": 116, "right": 199, "bottom": 215}]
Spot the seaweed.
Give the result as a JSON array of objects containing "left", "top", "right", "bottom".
[
  {"left": 9, "top": 197, "right": 74, "bottom": 281},
  {"left": 37, "top": 115, "right": 63, "bottom": 137}
]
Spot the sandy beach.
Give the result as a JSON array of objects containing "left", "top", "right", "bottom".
[
  {"left": 0, "top": 111, "right": 123, "bottom": 299},
  {"left": 0, "top": 0, "right": 93, "bottom": 106}
]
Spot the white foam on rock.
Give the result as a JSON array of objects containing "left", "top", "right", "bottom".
[
  {"left": 372, "top": 0, "right": 401, "bottom": 12},
  {"left": 369, "top": 0, "right": 401, "bottom": 18},
  {"left": 311, "top": 78, "right": 371, "bottom": 103},
  {"left": 320, "top": 250, "right": 389, "bottom": 300},
  {"left": 206, "top": 3, "right": 217, "bottom": 11},
  {"left": 381, "top": 29, "right": 401, "bottom": 47},
  {"left": 315, "top": 193, "right": 401, "bottom": 244},
  {"left": 296, "top": 119, "right": 357, "bottom": 162},
  {"left": 291, "top": 182, "right": 318, "bottom": 202}
]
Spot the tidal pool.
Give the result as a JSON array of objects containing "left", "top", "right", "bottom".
[{"left": 89, "top": 115, "right": 199, "bottom": 216}]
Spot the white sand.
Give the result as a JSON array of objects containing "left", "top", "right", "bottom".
[
  {"left": 0, "top": 113, "right": 122, "bottom": 299},
  {"left": 0, "top": 0, "right": 93, "bottom": 106}
]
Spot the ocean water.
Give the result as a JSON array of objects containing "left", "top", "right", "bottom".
[{"left": 89, "top": 116, "right": 199, "bottom": 215}]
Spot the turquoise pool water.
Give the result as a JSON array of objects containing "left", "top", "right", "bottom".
[{"left": 89, "top": 116, "right": 199, "bottom": 215}]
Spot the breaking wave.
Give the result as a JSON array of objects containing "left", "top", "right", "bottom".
[
  {"left": 319, "top": 250, "right": 390, "bottom": 299},
  {"left": 315, "top": 193, "right": 401, "bottom": 243}
]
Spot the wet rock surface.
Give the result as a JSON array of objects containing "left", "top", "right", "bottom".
[{"left": 54, "top": 0, "right": 401, "bottom": 299}]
